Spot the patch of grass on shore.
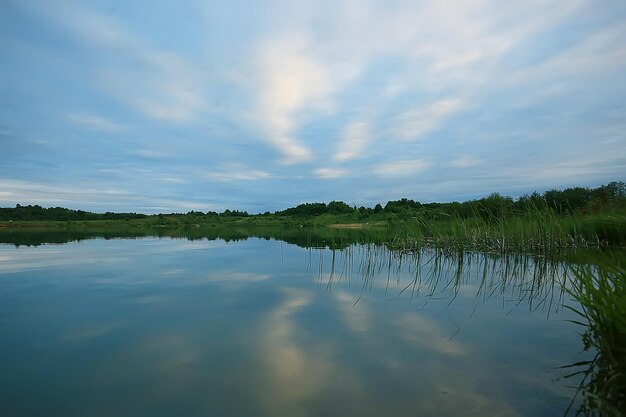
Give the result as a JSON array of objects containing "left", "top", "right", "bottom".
[{"left": 386, "top": 210, "right": 626, "bottom": 255}]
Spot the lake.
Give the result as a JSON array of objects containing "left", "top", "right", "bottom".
[{"left": 0, "top": 234, "right": 588, "bottom": 416}]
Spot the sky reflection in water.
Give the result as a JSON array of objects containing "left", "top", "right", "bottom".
[{"left": 0, "top": 237, "right": 585, "bottom": 416}]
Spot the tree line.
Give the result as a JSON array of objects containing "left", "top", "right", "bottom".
[
  {"left": 0, "top": 205, "right": 149, "bottom": 221},
  {"left": 1, "top": 181, "right": 624, "bottom": 222},
  {"left": 272, "top": 181, "right": 625, "bottom": 220}
]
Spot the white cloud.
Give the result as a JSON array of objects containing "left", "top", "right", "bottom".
[
  {"left": 409, "top": 0, "right": 587, "bottom": 79},
  {"left": 393, "top": 99, "right": 464, "bottom": 140},
  {"left": 507, "top": 22, "right": 626, "bottom": 87},
  {"left": 238, "top": 0, "right": 587, "bottom": 163},
  {"left": 133, "top": 149, "right": 171, "bottom": 159},
  {"left": 31, "top": 1, "right": 205, "bottom": 123},
  {"left": 199, "top": 272, "right": 272, "bottom": 284},
  {"left": 396, "top": 313, "right": 466, "bottom": 355},
  {"left": 450, "top": 156, "right": 482, "bottom": 168},
  {"left": 504, "top": 154, "right": 626, "bottom": 184},
  {"left": 0, "top": 178, "right": 221, "bottom": 213},
  {"left": 203, "top": 166, "right": 272, "bottom": 182},
  {"left": 0, "top": 178, "right": 132, "bottom": 207},
  {"left": 143, "top": 199, "right": 222, "bottom": 213},
  {"left": 159, "top": 177, "right": 188, "bottom": 185},
  {"left": 335, "top": 121, "right": 370, "bottom": 161},
  {"left": 314, "top": 168, "right": 348, "bottom": 179},
  {"left": 257, "top": 288, "right": 343, "bottom": 416},
  {"left": 66, "top": 113, "right": 124, "bottom": 132},
  {"left": 6, "top": 0, "right": 625, "bottom": 211},
  {"left": 374, "top": 159, "right": 431, "bottom": 177},
  {"left": 251, "top": 35, "right": 332, "bottom": 163}
]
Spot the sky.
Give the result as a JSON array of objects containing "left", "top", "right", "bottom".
[{"left": 1, "top": 0, "right": 625, "bottom": 214}]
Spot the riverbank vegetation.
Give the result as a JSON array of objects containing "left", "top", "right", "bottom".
[{"left": 2, "top": 181, "right": 625, "bottom": 254}]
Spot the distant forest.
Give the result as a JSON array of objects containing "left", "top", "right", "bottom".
[{"left": 1, "top": 181, "right": 624, "bottom": 222}]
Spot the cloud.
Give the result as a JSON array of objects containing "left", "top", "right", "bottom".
[
  {"left": 159, "top": 177, "right": 188, "bottom": 185},
  {"left": 314, "top": 168, "right": 348, "bottom": 179},
  {"left": 133, "top": 149, "right": 172, "bottom": 159},
  {"left": 393, "top": 99, "right": 464, "bottom": 141},
  {"left": 0, "top": 178, "right": 131, "bottom": 207},
  {"left": 409, "top": 0, "right": 587, "bottom": 79},
  {"left": 257, "top": 288, "right": 343, "bottom": 416},
  {"left": 203, "top": 165, "right": 272, "bottom": 182},
  {"left": 374, "top": 159, "right": 431, "bottom": 177},
  {"left": 504, "top": 154, "right": 626, "bottom": 184},
  {"left": 200, "top": 272, "right": 272, "bottom": 284},
  {"left": 66, "top": 113, "right": 124, "bottom": 132},
  {"left": 0, "top": 178, "right": 222, "bottom": 213},
  {"left": 251, "top": 35, "right": 332, "bottom": 163},
  {"left": 335, "top": 121, "right": 370, "bottom": 161},
  {"left": 4, "top": 0, "right": 626, "bottom": 212},
  {"left": 507, "top": 22, "right": 626, "bottom": 87},
  {"left": 144, "top": 199, "right": 222, "bottom": 213},
  {"left": 31, "top": 1, "right": 205, "bottom": 123},
  {"left": 396, "top": 313, "right": 466, "bottom": 355},
  {"left": 450, "top": 156, "right": 482, "bottom": 168}
]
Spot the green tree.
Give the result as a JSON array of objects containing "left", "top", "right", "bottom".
[{"left": 327, "top": 201, "right": 354, "bottom": 214}]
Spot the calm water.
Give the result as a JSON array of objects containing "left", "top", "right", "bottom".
[{"left": 0, "top": 236, "right": 587, "bottom": 416}]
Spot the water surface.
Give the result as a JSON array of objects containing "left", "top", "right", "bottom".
[{"left": 0, "top": 236, "right": 586, "bottom": 416}]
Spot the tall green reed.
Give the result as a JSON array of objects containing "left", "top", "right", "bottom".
[
  {"left": 388, "top": 205, "right": 619, "bottom": 256},
  {"left": 564, "top": 257, "right": 626, "bottom": 416}
]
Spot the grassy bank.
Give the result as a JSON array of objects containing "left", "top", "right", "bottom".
[
  {"left": 2, "top": 181, "right": 625, "bottom": 253},
  {"left": 1, "top": 208, "right": 625, "bottom": 254},
  {"left": 388, "top": 210, "right": 626, "bottom": 255}
]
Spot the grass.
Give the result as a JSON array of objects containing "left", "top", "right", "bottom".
[
  {"left": 564, "top": 257, "right": 626, "bottom": 416},
  {"left": 2, "top": 209, "right": 625, "bottom": 254},
  {"left": 386, "top": 210, "right": 626, "bottom": 256}
]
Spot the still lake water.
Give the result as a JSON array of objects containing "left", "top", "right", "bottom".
[{"left": 0, "top": 236, "right": 586, "bottom": 416}]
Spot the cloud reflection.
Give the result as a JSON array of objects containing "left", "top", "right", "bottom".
[{"left": 257, "top": 288, "right": 339, "bottom": 417}]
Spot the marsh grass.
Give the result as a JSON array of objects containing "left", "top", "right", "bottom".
[
  {"left": 564, "top": 257, "right": 626, "bottom": 416},
  {"left": 3, "top": 205, "right": 624, "bottom": 254},
  {"left": 387, "top": 209, "right": 625, "bottom": 256}
]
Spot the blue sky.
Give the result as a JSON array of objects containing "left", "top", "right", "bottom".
[{"left": 1, "top": 0, "right": 625, "bottom": 213}]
